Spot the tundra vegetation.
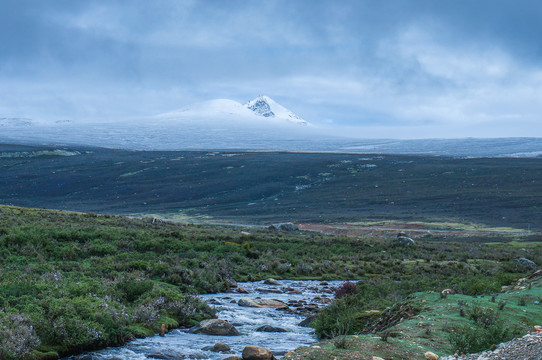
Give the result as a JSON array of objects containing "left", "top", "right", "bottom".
[
  {"left": 0, "top": 206, "right": 541, "bottom": 359},
  {"left": 1, "top": 145, "right": 542, "bottom": 230}
]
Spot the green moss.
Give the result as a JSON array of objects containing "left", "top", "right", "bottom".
[
  {"left": 31, "top": 351, "right": 60, "bottom": 360},
  {"left": 126, "top": 325, "right": 154, "bottom": 338}
]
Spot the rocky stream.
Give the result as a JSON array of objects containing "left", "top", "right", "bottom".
[{"left": 64, "top": 280, "right": 341, "bottom": 360}]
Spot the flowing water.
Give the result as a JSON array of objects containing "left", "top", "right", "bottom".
[{"left": 65, "top": 280, "right": 341, "bottom": 360}]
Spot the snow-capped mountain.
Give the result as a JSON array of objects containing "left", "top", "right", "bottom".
[
  {"left": 0, "top": 96, "right": 318, "bottom": 151},
  {"left": 157, "top": 96, "right": 309, "bottom": 126},
  {"left": 244, "top": 95, "right": 308, "bottom": 125}
]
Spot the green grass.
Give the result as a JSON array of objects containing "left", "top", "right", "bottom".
[{"left": 0, "top": 205, "right": 540, "bottom": 359}]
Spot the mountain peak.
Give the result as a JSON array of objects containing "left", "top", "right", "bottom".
[{"left": 245, "top": 96, "right": 308, "bottom": 125}]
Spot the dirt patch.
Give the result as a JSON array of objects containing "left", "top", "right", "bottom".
[{"left": 297, "top": 223, "right": 527, "bottom": 239}]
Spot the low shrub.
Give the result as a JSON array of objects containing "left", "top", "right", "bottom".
[
  {"left": 0, "top": 314, "right": 40, "bottom": 359},
  {"left": 449, "top": 304, "right": 519, "bottom": 354},
  {"left": 118, "top": 280, "right": 154, "bottom": 302},
  {"left": 335, "top": 281, "right": 358, "bottom": 299}
]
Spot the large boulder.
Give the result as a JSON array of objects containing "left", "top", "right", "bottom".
[
  {"left": 237, "top": 298, "right": 288, "bottom": 309},
  {"left": 202, "top": 342, "right": 231, "bottom": 352},
  {"left": 268, "top": 223, "right": 298, "bottom": 232},
  {"left": 395, "top": 233, "right": 415, "bottom": 246},
  {"left": 516, "top": 257, "right": 538, "bottom": 269},
  {"left": 255, "top": 325, "right": 287, "bottom": 332},
  {"left": 242, "top": 346, "right": 276, "bottom": 360},
  {"left": 189, "top": 319, "right": 240, "bottom": 336},
  {"left": 298, "top": 315, "right": 316, "bottom": 327}
]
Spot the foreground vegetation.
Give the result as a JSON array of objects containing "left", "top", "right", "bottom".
[{"left": 0, "top": 205, "right": 540, "bottom": 359}]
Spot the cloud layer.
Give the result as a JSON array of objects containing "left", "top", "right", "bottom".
[{"left": 1, "top": 0, "right": 542, "bottom": 137}]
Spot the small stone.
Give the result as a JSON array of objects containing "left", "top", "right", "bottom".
[
  {"left": 372, "top": 357, "right": 385, "bottom": 360},
  {"left": 424, "top": 351, "right": 439, "bottom": 360},
  {"left": 160, "top": 323, "right": 166, "bottom": 336},
  {"left": 264, "top": 278, "right": 280, "bottom": 285}
]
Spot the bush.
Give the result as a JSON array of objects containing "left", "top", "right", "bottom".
[
  {"left": 459, "top": 276, "right": 500, "bottom": 295},
  {"left": 0, "top": 314, "right": 40, "bottom": 359},
  {"left": 118, "top": 280, "right": 154, "bottom": 302},
  {"left": 132, "top": 304, "right": 159, "bottom": 325},
  {"left": 466, "top": 303, "right": 498, "bottom": 327},
  {"left": 295, "top": 262, "right": 313, "bottom": 275},
  {"left": 449, "top": 304, "right": 519, "bottom": 354},
  {"left": 313, "top": 297, "right": 358, "bottom": 338},
  {"left": 335, "top": 281, "right": 358, "bottom": 299}
]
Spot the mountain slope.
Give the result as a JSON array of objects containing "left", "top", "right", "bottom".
[{"left": 157, "top": 99, "right": 257, "bottom": 120}]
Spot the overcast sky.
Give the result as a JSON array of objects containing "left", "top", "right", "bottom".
[{"left": 1, "top": 0, "right": 542, "bottom": 138}]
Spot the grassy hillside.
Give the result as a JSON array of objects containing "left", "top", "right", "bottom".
[
  {"left": 0, "top": 205, "right": 541, "bottom": 359},
  {"left": 284, "top": 277, "right": 542, "bottom": 360},
  {"left": 1, "top": 144, "right": 542, "bottom": 229}
]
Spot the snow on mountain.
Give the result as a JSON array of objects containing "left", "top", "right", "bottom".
[
  {"left": 157, "top": 99, "right": 256, "bottom": 120},
  {"left": 245, "top": 95, "right": 308, "bottom": 125},
  {"left": 156, "top": 96, "right": 309, "bottom": 126},
  {"left": 0, "top": 117, "right": 34, "bottom": 127}
]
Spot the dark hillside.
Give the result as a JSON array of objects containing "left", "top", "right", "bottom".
[{"left": 1, "top": 144, "right": 541, "bottom": 229}]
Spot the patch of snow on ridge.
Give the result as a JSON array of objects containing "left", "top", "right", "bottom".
[{"left": 0, "top": 118, "right": 34, "bottom": 126}]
